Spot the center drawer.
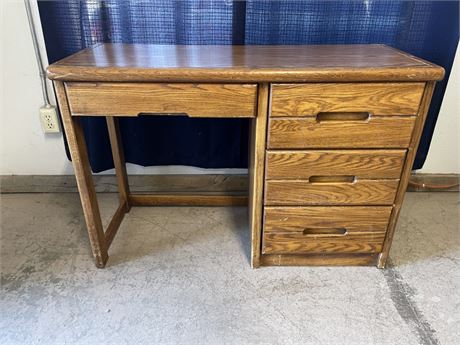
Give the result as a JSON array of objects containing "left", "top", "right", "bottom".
[
  {"left": 65, "top": 82, "right": 258, "bottom": 118},
  {"left": 262, "top": 206, "right": 392, "bottom": 254}
]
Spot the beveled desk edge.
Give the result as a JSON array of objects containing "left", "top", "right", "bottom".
[{"left": 48, "top": 44, "right": 444, "bottom": 83}]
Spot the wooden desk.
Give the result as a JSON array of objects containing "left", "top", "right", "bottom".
[{"left": 48, "top": 44, "right": 444, "bottom": 268}]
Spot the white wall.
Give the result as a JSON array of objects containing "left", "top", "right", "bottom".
[
  {"left": 0, "top": 0, "right": 458, "bottom": 175},
  {"left": 1, "top": 0, "right": 73, "bottom": 175},
  {"left": 419, "top": 42, "right": 460, "bottom": 174}
]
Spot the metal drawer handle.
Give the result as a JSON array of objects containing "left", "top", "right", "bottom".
[
  {"left": 316, "top": 112, "right": 371, "bottom": 122},
  {"left": 309, "top": 175, "right": 357, "bottom": 184},
  {"left": 302, "top": 228, "right": 348, "bottom": 237}
]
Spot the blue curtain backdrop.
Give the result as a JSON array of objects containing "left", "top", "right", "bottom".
[{"left": 38, "top": 0, "right": 459, "bottom": 172}]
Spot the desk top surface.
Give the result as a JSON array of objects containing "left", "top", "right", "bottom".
[{"left": 48, "top": 44, "right": 444, "bottom": 83}]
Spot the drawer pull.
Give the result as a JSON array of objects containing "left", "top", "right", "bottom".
[
  {"left": 308, "top": 175, "right": 356, "bottom": 184},
  {"left": 302, "top": 227, "right": 348, "bottom": 237},
  {"left": 139, "top": 112, "right": 190, "bottom": 117},
  {"left": 316, "top": 112, "right": 370, "bottom": 122}
]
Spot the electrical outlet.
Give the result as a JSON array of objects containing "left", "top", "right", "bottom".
[{"left": 39, "top": 105, "right": 60, "bottom": 133}]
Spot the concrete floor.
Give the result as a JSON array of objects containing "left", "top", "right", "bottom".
[{"left": 1, "top": 192, "right": 459, "bottom": 345}]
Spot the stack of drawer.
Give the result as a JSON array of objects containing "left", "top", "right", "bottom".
[{"left": 262, "top": 82, "right": 424, "bottom": 258}]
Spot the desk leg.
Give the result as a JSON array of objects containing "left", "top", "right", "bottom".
[
  {"left": 249, "top": 83, "right": 269, "bottom": 268},
  {"left": 54, "top": 81, "right": 108, "bottom": 268},
  {"left": 106, "top": 117, "right": 131, "bottom": 212}
]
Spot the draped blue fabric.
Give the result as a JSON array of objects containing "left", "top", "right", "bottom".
[{"left": 38, "top": 0, "right": 459, "bottom": 172}]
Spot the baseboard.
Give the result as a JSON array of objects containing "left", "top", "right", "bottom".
[
  {"left": 407, "top": 173, "right": 460, "bottom": 192},
  {"left": 0, "top": 174, "right": 248, "bottom": 194},
  {"left": 1, "top": 173, "right": 458, "bottom": 194}
]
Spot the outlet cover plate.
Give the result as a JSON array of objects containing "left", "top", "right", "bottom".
[{"left": 40, "top": 106, "right": 60, "bottom": 133}]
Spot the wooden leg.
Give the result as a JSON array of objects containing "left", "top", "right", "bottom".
[
  {"left": 248, "top": 83, "right": 269, "bottom": 268},
  {"left": 54, "top": 82, "right": 108, "bottom": 268},
  {"left": 106, "top": 117, "right": 131, "bottom": 212}
]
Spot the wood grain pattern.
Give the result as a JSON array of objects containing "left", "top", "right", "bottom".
[
  {"left": 266, "top": 150, "right": 407, "bottom": 180},
  {"left": 263, "top": 206, "right": 392, "bottom": 233},
  {"left": 268, "top": 117, "right": 416, "bottom": 149},
  {"left": 260, "top": 253, "right": 378, "bottom": 266},
  {"left": 53, "top": 81, "right": 108, "bottom": 268},
  {"left": 271, "top": 83, "right": 424, "bottom": 116},
  {"left": 129, "top": 194, "right": 248, "bottom": 206},
  {"left": 264, "top": 179, "right": 399, "bottom": 206},
  {"left": 263, "top": 206, "right": 392, "bottom": 254},
  {"left": 47, "top": 44, "right": 444, "bottom": 82},
  {"left": 66, "top": 82, "right": 257, "bottom": 118},
  {"left": 378, "top": 82, "right": 436, "bottom": 268},
  {"left": 264, "top": 233, "right": 386, "bottom": 254},
  {"left": 248, "top": 83, "right": 270, "bottom": 268}
]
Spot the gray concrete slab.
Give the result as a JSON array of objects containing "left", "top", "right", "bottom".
[{"left": 1, "top": 192, "right": 459, "bottom": 345}]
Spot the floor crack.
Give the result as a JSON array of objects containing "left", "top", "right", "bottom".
[{"left": 382, "top": 260, "right": 440, "bottom": 345}]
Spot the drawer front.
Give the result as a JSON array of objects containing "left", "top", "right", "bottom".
[
  {"left": 66, "top": 83, "right": 258, "bottom": 118},
  {"left": 262, "top": 206, "right": 392, "bottom": 254},
  {"left": 264, "top": 179, "right": 399, "bottom": 206},
  {"left": 268, "top": 117, "right": 415, "bottom": 148},
  {"left": 270, "top": 83, "right": 424, "bottom": 117},
  {"left": 266, "top": 150, "right": 406, "bottom": 180}
]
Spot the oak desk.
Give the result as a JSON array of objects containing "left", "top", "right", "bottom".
[{"left": 47, "top": 44, "right": 444, "bottom": 269}]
